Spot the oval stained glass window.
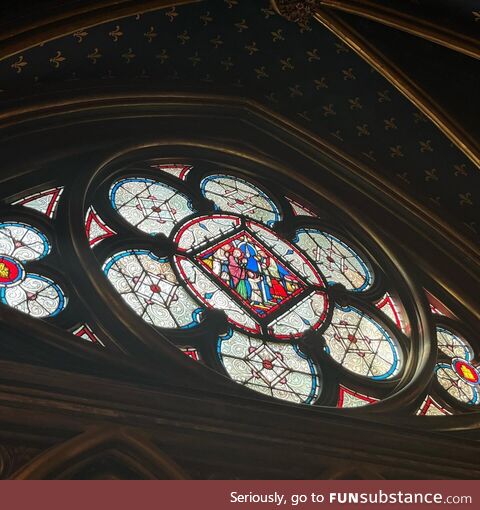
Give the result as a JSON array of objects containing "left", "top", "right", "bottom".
[
  {"left": 103, "top": 250, "right": 202, "bottom": 329},
  {"left": 322, "top": 305, "right": 401, "bottom": 380},
  {"left": 110, "top": 177, "right": 195, "bottom": 236},
  {"left": 0, "top": 222, "right": 50, "bottom": 262},
  {"left": 294, "top": 229, "right": 372, "bottom": 291},
  {"left": 0, "top": 273, "right": 66, "bottom": 318},
  {"left": 218, "top": 329, "right": 320, "bottom": 404},
  {"left": 200, "top": 174, "right": 281, "bottom": 226},
  {"left": 436, "top": 327, "right": 474, "bottom": 361}
]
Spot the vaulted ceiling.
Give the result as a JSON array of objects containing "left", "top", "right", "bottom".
[{"left": 0, "top": 0, "right": 478, "bottom": 242}]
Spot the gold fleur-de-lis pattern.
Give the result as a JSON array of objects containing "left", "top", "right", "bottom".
[{"left": 0, "top": 0, "right": 478, "bottom": 240}]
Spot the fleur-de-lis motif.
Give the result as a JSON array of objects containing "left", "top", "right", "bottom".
[
  {"left": 473, "top": 11, "right": 480, "bottom": 22},
  {"left": 454, "top": 164, "right": 467, "bottom": 177},
  {"left": 165, "top": 6, "right": 178, "bottom": 22},
  {"left": 235, "top": 19, "right": 248, "bottom": 32},
  {"left": 109, "top": 25, "right": 123, "bottom": 42},
  {"left": 342, "top": 67, "right": 355, "bottom": 80},
  {"left": 264, "top": 92, "right": 278, "bottom": 103},
  {"left": 101, "top": 69, "right": 115, "bottom": 79},
  {"left": 280, "top": 57, "right": 294, "bottom": 71},
  {"left": 144, "top": 26, "right": 157, "bottom": 43},
  {"left": 356, "top": 124, "right": 370, "bottom": 136},
  {"left": 429, "top": 196, "right": 441, "bottom": 205},
  {"left": 11, "top": 55, "right": 27, "bottom": 73},
  {"left": 177, "top": 30, "right": 190, "bottom": 45},
  {"left": 323, "top": 104, "right": 336, "bottom": 116},
  {"left": 362, "top": 151, "right": 376, "bottom": 161},
  {"left": 261, "top": 7, "right": 275, "bottom": 18},
  {"left": 73, "top": 30, "right": 88, "bottom": 43},
  {"left": 271, "top": 29, "right": 284, "bottom": 42},
  {"left": 396, "top": 172, "right": 410, "bottom": 183},
  {"left": 189, "top": 52, "right": 201, "bottom": 67},
  {"left": 377, "top": 90, "right": 391, "bottom": 103},
  {"left": 289, "top": 85, "right": 303, "bottom": 97},
  {"left": 298, "top": 111, "right": 311, "bottom": 122},
  {"left": 121, "top": 48, "right": 135, "bottom": 63},
  {"left": 200, "top": 12, "right": 213, "bottom": 26},
  {"left": 349, "top": 97, "right": 362, "bottom": 110},
  {"left": 425, "top": 168, "right": 438, "bottom": 181},
  {"left": 314, "top": 77, "right": 328, "bottom": 89},
  {"left": 298, "top": 21, "right": 312, "bottom": 33},
  {"left": 210, "top": 35, "right": 223, "bottom": 49},
  {"left": 335, "top": 43, "right": 349, "bottom": 54},
  {"left": 255, "top": 66, "right": 269, "bottom": 79},
  {"left": 384, "top": 117, "right": 397, "bottom": 130},
  {"left": 155, "top": 49, "right": 169, "bottom": 64},
  {"left": 331, "top": 130, "right": 343, "bottom": 141},
  {"left": 464, "top": 222, "right": 477, "bottom": 233},
  {"left": 245, "top": 42, "right": 259, "bottom": 55},
  {"left": 49, "top": 51, "right": 66, "bottom": 68},
  {"left": 87, "top": 48, "right": 102, "bottom": 64},
  {"left": 419, "top": 140, "right": 433, "bottom": 153},
  {"left": 225, "top": 0, "right": 238, "bottom": 8},
  {"left": 459, "top": 193, "right": 473, "bottom": 206},
  {"left": 221, "top": 57, "right": 233, "bottom": 70},
  {"left": 413, "top": 112, "right": 427, "bottom": 123},
  {"left": 306, "top": 49, "right": 320, "bottom": 62},
  {"left": 390, "top": 145, "right": 404, "bottom": 158}
]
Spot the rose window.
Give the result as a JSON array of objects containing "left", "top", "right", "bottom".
[
  {"left": 81, "top": 158, "right": 415, "bottom": 408},
  {"left": 2, "top": 157, "right": 478, "bottom": 416}
]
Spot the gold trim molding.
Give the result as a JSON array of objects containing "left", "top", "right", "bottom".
[
  {"left": 318, "top": 0, "right": 480, "bottom": 60},
  {"left": 312, "top": 8, "right": 480, "bottom": 169}
]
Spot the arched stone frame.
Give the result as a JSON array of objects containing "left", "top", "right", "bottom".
[
  {"left": 0, "top": 90, "right": 478, "bottom": 420},
  {"left": 0, "top": 91, "right": 478, "bottom": 482},
  {"left": 12, "top": 426, "right": 189, "bottom": 479}
]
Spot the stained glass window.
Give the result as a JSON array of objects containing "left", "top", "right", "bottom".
[
  {"left": 200, "top": 174, "right": 281, "bottom": 225},
  {"left": 150, "top": 163, "right": 192, "bottom": 181},
  {"left": 293, "top": 229, "right": 372, "bottom": 291},
  {"left": 337, "top": 385, "right": 378, "bottom": 408},
  {"left": 72, "top": 323, "right": 105, "bottom": 346},
  {"left": 432, "top": 322, "right": 480, "bottom": 407},
  {"left": 89, "top": 163, "right": 412, "bottom": 407},
  {"left": 375, "top": 292, "right": 406, "bottom": 332},
  {"left": 1, "top": 273, "right": 66, "bottom": 318},
  {"left": 110, "top": 177, "right": 195, "bottom": 236},
  {"left": 435, "top": 362, "right": 479, "bottom": 405},
  {"left": 286, "top": 197, "right": 316, "bottom": 217},
  {"left": 0, "top": 222, "right": 50, "bottom": 262},
  {"left": 85, "top": 206, "right": 116, "bottom": 247},
  {"left": 0, "top": 222, "right": 66, "bottom": 318},
  {"left": 416, "top": 395, "right": 451, "bottom": 416},
  {"left": 436, "top": 327, "right": 473, "bottom": 361},
  {"left": 12, "top": 187, "right": 64, "bottom": 218},
  {"left": 104, "top": 250, "right": 202, "bottom": 329},
  {"left": 181, "top": 347, "right": 200, "bottom": 361},
  {"left": 323, "top": 305, "right": 401, "bottom": 380},
  {"left": 218, "top": 329, "right": 320, "bottom": 404}
]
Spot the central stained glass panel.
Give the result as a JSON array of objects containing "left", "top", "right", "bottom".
[{"left": 196, "top": 231, "right": 306, "bottom": 318}]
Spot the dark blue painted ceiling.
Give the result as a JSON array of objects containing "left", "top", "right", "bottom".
[{"left": 0, "top": 0, "right": 478, "bottom": 240}]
